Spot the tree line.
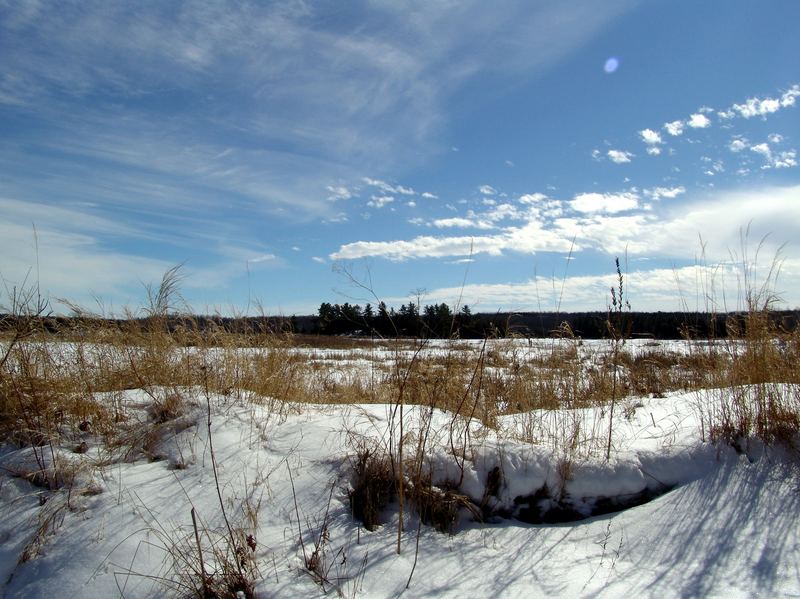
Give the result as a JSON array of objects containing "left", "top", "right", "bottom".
[
  {"left": 316, "top": 301, "right": 472, "bottom": 338},
  {"left": 3, "top": 308, "right": 797, "bottom": 341},
  {"left": 310, "top": 302, "right": 800, "bottom": 340}
]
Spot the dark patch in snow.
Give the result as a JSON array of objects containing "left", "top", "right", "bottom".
[{"left": 504, "top": 483, "right": 675, "bottom": 524}]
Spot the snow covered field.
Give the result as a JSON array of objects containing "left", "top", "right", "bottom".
[{"left": 1, "top": 338, "right": 798, "bottom": 598}]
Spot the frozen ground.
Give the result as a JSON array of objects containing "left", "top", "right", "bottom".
[{"left": 1, "top": 384, "right": 798, "bottom": 598}]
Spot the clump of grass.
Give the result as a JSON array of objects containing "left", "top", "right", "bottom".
[
  {"left": 405, "top": 477, "right": 479, "bottom": 534},
  {"left": 690, "top": 236, "right": 800, "bottom": 448},
  {"left": 348, "top": 444, "right": 395, "bottom": 531}
]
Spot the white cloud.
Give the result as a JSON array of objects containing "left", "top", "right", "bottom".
[
  {"left": 644, "top": 186, "right": 685, "bottom": 201},
  {"left": 591, "top": 149, "right": 603, "bottom": 161},
  {"left": 570, "top": 192, "right": 638, "bottom": 213},
  {"left": 728, "top": 85, "right": 800, "bottom": 119},
  {"left": 478, "top": 185, "right": 497, "bottom": 196},
  {"left": 751, "top": 144, "right": 797, "bottom": 169},
  {"left": 331, "top": 184, "right": 800, "bottom": 311},
  {"left": 311, "top": 256, "right": 326, "bottom": 264},
  {"left": 0, "top": 198, "right": 178, "bottom": 307},
  {"left": 750, "top": 143, "right": 771, "bottom": 157},
  {"left": 519, "top": 193, "right": 548, "bottom": 204},
  {"left": 330, "top": 222, "right": 575, "bottom": 261},
  {"left": 664, "top": 120, "right": 684, "bottom": 136},
  {"left": 607, "top": 150, "right": 633, "bottom": 164},
  {"left": 408, "top": 257, "right": 800, "bottom": 312},
  {"left": 772, "top": 151, "right": 797, "bottom": 169},
  {"left": 574, "top": 185, "right": 800, "bottom": 261},
  {"left": 729, "top": 137, "right": 748, "bottom": 152},
  {"left": 639, "top": 128, "right": 662, "bottom": 145},
  {"left": 687, "top": 113, "right": 711, "bottom": 129},
  {"left": 646, "top": 147, "right": 662, "bottom": 156},
  {"left": 326, "top": 185, "right": 355, "bottom": 201},
  {"left": 768, "top": 133, "right": 784, "bottom": 144},
  {"left": 407, "top": 200, "right": 416, "bottom": 207},
  {"left": 367, "top": 195, "right": 394, "bottom": 208},
  {"left": 363, "top": 178, "right": 415, "bottom": 196},
  {"left": 700, "top": 157, "right": 725, "bottom": 173},
  {"left": 781, "top": 85, "right": 800, "bottom": 106},
  {"left": 421, "top": 192, "right": 439, "bottom": 199},
  {"left": 486, "top": 203, "right": 522, "bottom": 222},
  {"left": 405, "top": 265, "right": 694, "bottom": 312},
  {"left": 505, "top": 160, "right": 515, "bottom": 167},
  {"left": 433, "top": 217, "right": 494, "bottom": 230},
  {"left": 247, "top": 254, "right": 278, "bottom": 264}
]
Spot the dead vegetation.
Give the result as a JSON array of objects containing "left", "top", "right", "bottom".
[{"left": 1, "top": 251, "right": 798, "bottom": 593}]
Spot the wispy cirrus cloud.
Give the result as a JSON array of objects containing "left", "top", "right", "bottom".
[{"left": 0, "top": 0, "right": 640, "bottom": 213}]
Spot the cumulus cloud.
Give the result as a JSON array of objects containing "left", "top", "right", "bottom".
[
  {"left": 519, "top": 193, "right": 548, "bottom": 204},
  {"left": 607, "top": 149, "right": 633, "bottom": 164},
  {"left": 363, "top": 178, "right": 415, "bottom": 196},
  {"left": 570, "top": 185, "right": 800, "bottom": 260},
  {"left": 331, "top": 184, "right": 800, "bottom": 311},
  {"left": 772, "top": 151, "right": 797, "bottom": 169},
  {"left": 729, "top": 137, "right": 748, "bottom": 152},
  {"left": 432, "top": 217, "right": 493, "bottom": 230},
  {"left": 646, "top": 147, "right": 662, "bottom": 156},
  {"left": 330, "top": 220, "right": 575, "bottom": 261},
  {"left": 570, "top": 192, "right": 638, "bottom": 213},
  {"left": 639, "top": 128, "right": 662, "bottom": 145},
  {"left": 664, "top": 120, "right": 684, "bottom": 136},
  {"left": 421, "top": 192, "right": 439, "bottom": 199},
  {"left": 687, "top": 113, "right": 711, "bottom": 129},
  {"left": 644, "top": 186, "right": 686, "bottom": 201},
  {"left": 479, "top": 185, "right": 497, "bottom": 196},
  {"left": 727, "top": 84, "right": 800, "bottom": 119},
  {"left": 326, "top": 185, "right": 355, "bottom": 201},
  {"left": 367, "top": 195, "right": 394, "bottom": 208},
  {"left": 750, "top": 143, "right": 797, "bottom": 169}
]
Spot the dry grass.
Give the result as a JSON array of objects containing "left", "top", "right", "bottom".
[{"left": 1, "top": 251, "right": 798, "bottom": 589}]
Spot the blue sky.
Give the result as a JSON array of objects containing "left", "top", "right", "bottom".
[{"left": 2, "top": 0, "right": 799, "bottom": 316}]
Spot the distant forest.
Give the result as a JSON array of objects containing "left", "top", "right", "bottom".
[
  {"left": 3, "top": 304, "right": 798, "bottom": 340},
  {"left": 308, "top": 302, "right": 800, "bottom": 340}
]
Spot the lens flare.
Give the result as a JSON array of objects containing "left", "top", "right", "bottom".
[{"left": 604, "top": 57, "right": 619, "bottom": 73}]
